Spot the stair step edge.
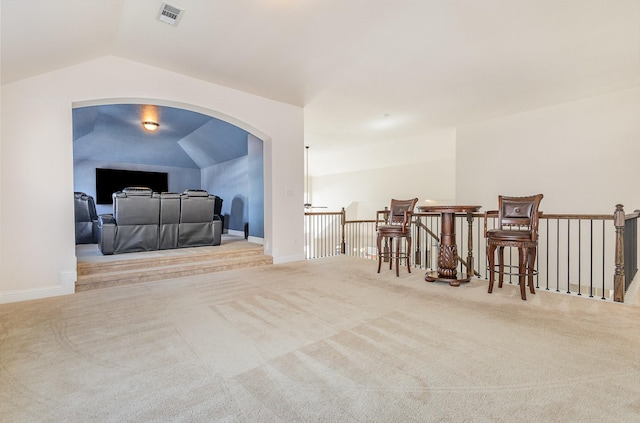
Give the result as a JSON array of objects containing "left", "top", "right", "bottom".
[
  {"left": 76, "top": 259, "right": 272, "bottom": 288},
  {"left": 78, "top": 249, "right": 267, "bottom": 275},
  {"left": 79, "top": 255, "right": 272, "bottom": 277}
]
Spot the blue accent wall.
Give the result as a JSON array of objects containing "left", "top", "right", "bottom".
[{"left": 202, "top": 157, "right": 248, "bottom": 233}]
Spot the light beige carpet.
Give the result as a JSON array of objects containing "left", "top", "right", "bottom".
[{"left": 1, "top": 256, "right": 640, "bottom": 422}]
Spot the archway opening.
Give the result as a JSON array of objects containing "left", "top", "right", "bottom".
[{"left": 72, "top": 99, "right": 267, "bottom": 253}]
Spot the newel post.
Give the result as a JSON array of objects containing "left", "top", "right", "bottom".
[
  {"left": 340, "top": 207, "right": 346, "bottom": 254},
  {"left": 614, "top": 204, "right": 625, "bottom": 302}
]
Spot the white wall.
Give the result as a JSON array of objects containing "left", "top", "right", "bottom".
[
  {"left": 312, "top": 128, "right": 457, "bottom": 219},
  {"left": 456, "top": 87, "right": 640, "bottom": 214},
  {"left": 0, "top": 56, "right": 304, "bottom": 303}
]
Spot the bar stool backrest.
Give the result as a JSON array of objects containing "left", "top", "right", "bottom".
[{"left": 497, "top": 194, "right": 543, "bottom": 240}]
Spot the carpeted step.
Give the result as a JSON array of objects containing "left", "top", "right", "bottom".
[
  {"left": 75, "top": 240, "right": 272, "bottom": 291},
  {"left": 76, "top": 253, "right": 273, "bottom": 291},
  {"left": 77, "top": 245, "right": 265, "bottom": 276}
]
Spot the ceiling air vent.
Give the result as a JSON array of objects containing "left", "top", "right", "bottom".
[{"left": 157, "top": 2, "right": 184, "bottom": 26}]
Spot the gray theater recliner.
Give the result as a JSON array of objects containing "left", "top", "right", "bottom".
[
  {"left": 159, "top": 192, "right": 181, "bottom": 250},
  {"left": 74, "top": 192, "right": 99, "bottom": 244},
  {"left": 97, "top": 187, "right": 160, "bottom": 255},
  {"left": 178, "top": 189, "right": 222, "bottom": 248}
]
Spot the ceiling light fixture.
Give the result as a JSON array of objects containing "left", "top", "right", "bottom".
[{"left": 142, "top": 121, "right": 159, "bottom": 131}]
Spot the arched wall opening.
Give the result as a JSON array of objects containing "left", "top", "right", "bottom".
[
  {"left": 1, "top": 56, "right": 304, "bottom": 304},
  {"left": 72, "top": 97, "right": 268, "bottom": 247}
]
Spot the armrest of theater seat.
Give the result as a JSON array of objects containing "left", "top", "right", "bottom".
[
  {"left": 183, "top": 189, "right": 209, "bottom": 197},
  {"left": 213, "top": 220, "right": 222, "bottom": 246},
  {"left": 91, "top": 218, "right": 100, "bottom": 244},
  {"left": 97, "top": 214, "right": 116, "bottom": 255}
]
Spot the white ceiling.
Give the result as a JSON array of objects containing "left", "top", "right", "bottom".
[{"left": 2, "top": 0, "right": 639, "bottom": 175}]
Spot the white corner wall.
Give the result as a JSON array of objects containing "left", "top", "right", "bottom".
[
  {"left": 311, "top": 128, "right": 457, "bottom": 219},
  {"left": 0, "top": 56, "right": 304, "bottom": 303},
  {"left": 456, "top": 87, "right": 640, "bottom": 214}
]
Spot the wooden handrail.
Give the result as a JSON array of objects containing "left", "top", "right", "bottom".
[{"left": 305, "top": 205, "right": 638, "bottom": 302}]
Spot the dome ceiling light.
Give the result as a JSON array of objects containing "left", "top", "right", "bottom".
[
  {"left": 141, "top": 104, "right": 160, "bottom": 131},
  {"left": 142, "top": 121, "right": 159, "bottom": 131}
]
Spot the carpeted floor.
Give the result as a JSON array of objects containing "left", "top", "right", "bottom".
[{"left": 1, "top": 255, "right": 640, "bottom": 422}]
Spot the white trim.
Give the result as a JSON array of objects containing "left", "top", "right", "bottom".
[
  {"left": 273, "top": 253, "right": 305, "bottom": 264},
  {"left": 0, "top": 271, "right": 76, "bottom": 304},
  {"left": 0, "top": 279, "right": 76, "bottom": 304},
  {"left": 227, "top": 229, "right": 245, "bottom": 237},
  {"left": 247, "top": 236, "right": 263, "bottom": 245}
]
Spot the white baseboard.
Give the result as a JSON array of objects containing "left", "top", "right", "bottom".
[
  {"left": 0, "top": 271, "right": 76, "bottom": 304},
  {"left": 247, "top": 236, "right": 263, "bottom": 245},
  {"left": 0, "top": 284, "right": 75, "bottom": 304},
  {"left": 225, "top": 231, "right": 264, "bottom": 246},
  {"left": 273, "top": 253, "right": 306, "bottom": 264}
]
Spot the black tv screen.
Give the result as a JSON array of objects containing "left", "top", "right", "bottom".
[{"left": 95, "top": 168, "right": 169, "bottom": 204}]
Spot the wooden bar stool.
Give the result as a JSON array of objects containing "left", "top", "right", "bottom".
[
  {"left": 484, "top": 194, "right": 543, "bottom": 300},
  {"left": 376, "top": 198, "right": 418, "bottom": 277}
]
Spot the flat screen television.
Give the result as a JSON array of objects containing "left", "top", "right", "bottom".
[{"left": 95, "top": 168, "right": 169, "bottom": 204}]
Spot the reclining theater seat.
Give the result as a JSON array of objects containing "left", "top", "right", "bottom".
[
  {"left": 178, "top": 189, "right": 222, "bottom": 248},
  {"left": 97, "top": 187, "right": 160, "bottom": 255},
  {"left": 159, "top": 192, "right": 181, "bottom": 250},
  {"left": 74, "top": 192, "right": 99, "bottom": 244}
]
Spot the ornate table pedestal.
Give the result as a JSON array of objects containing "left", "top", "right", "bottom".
[{"left": 417, "top": 205, "right": 481, "bottom": 286}]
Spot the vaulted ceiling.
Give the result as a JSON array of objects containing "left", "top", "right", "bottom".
[
  {"left": 3, "top": 0, "right": 639, "bottom": 175},
  {"left": 72, "top": 104, "right": 249, "bottom": 169}
]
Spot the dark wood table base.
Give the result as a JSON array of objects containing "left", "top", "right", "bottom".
[
  {"left": 417, "top": 205, "right": 481, "bottom": 287},
  {"left": 424, "top": 270, "right": 472, "bottom": 286}
]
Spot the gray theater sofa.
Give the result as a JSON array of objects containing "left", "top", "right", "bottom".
[
  {"left": 74, "top": 192, "right": 99, "bottom": 244},
  {"left": 97, "top": 187, "right": 222, "bottom": 255}
]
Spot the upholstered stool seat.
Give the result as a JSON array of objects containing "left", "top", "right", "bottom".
[
  {"left": 376, "top": 225, "right": 408, "bottom": 235},
  {"left": 486, "top": 230, "right": 536, "bottom": 242}
]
